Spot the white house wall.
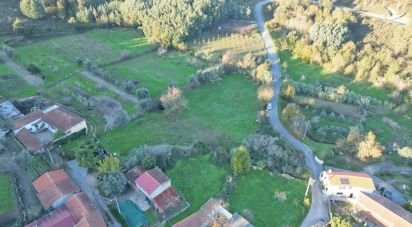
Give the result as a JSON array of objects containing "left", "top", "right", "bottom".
[
  {"left": 65, "top": 120, "right": 87, "bottom": 134},
  {"left": 150, "top": 181, "right": 171, "bottom": 199}
]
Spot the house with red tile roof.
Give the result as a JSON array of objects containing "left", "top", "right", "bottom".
[
  {"left": 6, "top": 103, "right": 87, "bottom": 153},
  {"left": 173, "top": 198, "right": 253, "bottom": 227},
  {"left": 64, "top": 192, "right": 107, "bottom": 227},
  {"left": 33, "top": 169, "right": 80, "bottom": 209},
  {"left": 355, "top": 192, "right": 412, "bottom": 227},
  {"left": 25, "top": 206, "right": 75, "bottom": 227},
  {"left": 135, "top": 168, "right": 180, "bottom": 213}
]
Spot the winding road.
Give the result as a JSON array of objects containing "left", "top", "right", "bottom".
[{"left": 254, "top": 1, "right": 330, "bottom": 226}]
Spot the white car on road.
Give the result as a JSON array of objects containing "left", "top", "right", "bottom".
[{"left": 267, "top": 103, "right": 272, "bottom": 110}]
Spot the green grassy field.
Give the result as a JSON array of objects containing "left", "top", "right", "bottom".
[
  {"left": 228, "top": 170, "right": 307, "bottom": 227},
  {"left": 104, "top": 51, "right": 196, "bottom": 97},
  {"left": 0, "top": 174, "right": 16, "bottom": 214},
  {"left": 14, "top": 43, "right": 80, "bottom": 84},
  {"left": 101, "top": 75, "right": 260, "bottom": 154},
  {"left": 85, "top": 29, "right": 155, "bottom": 56},
  {"left": 167, "top": 155, "right": 228, "bottom": 224},
  {"left": 278, "top": 51, "right": 391, "bottom": 101},
  {"left": 0, "top": 63, "right": 37, "bottom": 98}
]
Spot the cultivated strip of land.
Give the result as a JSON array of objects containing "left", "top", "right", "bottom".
[{"left": 0, "top": 51, "right": 43, "bottom": 86}]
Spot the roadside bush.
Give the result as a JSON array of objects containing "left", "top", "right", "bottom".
[
  {"left": 257, "top": 85, "right": 274, "bottom": 103},
  {"left": 280, "top": 82, "right": 296, "bottom": 100},
  {"left": 253, "top": 62, "right": 272, "bottom": 85}
]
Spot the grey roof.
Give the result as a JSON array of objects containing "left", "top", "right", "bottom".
[{"left": 0, "top": 100, "right": 22, "bottom": 119}]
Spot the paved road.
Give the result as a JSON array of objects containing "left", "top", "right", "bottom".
[
  {"left": 0, "top": 50, "right": 43, "bottom": 86},
  {"left": 67, "top": 160, "right": 121, "bottom": 227},
  {"left": 254, "top": 1, "right": 330, "bottom": 226},
  {"left": 81, "top": 71, "right": 140, "bottom": 105}
]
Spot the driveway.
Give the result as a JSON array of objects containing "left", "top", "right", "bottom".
[
  {"left": 254, "top": 1, "right": 330, "bottom": 226},
  {"left": 0, "top": 50, "right": 43, "bottom": 86},
  {"left": 67, "top": 160, "right": 121, "bottom": 227}
]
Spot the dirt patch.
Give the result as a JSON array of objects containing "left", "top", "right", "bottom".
[{"left": 92, "top": 96, "right": 130, "bottom": 131}]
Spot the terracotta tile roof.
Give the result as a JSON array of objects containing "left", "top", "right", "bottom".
[
  {"left": 16, "top": 128, "right": 42, "bottom": 151},
  {"left": 360, "top": 192, "right": 412, "bottom": 224},
  {"left": 25, "top": 206, "right": 75, "bottom": 227},
  {"left": 152, "top": 187, "right": 180, "bottom": 213},
  {"left": 43, "top": 106, "right": 84, "bottom": 132},
  {"left": 173, "top": 199, "right": 221, "bottom": 227},
  {"left": 135, "top": 168, "right": 170, "bottom": 195},
  {"left": 33, "top": 169, "right": 80, "bottom": 209},
  {"left": 13, "top": 111, "right": 43, "bottom": 129},
  {"left": 65, "top": 193, "right": 107, "bottom": 227},
  {"left": 325, "top": 171, "right": 375, "bottom": 190}
]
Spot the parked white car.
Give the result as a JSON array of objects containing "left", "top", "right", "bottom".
[{"left": 267, "top": 103, "right": 272, "bottom": 110}]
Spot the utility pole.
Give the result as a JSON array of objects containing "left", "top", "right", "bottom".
[
  {"left": 303, "top": 120, "right": 310, "bottom": 140},
  {"left": 305, "top": 177, "right": 312, "bottom": 197}
]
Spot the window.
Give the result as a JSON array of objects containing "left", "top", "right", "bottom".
[
  {"left": 340, "top": 178, "right": 350, "bottom": 184},
  {"left": 337, "top": 192, "right": 343, "bottom": 195}
]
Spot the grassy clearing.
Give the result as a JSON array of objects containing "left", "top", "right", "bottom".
[
  {"left": 228, "top": 170, "right": 307, "bottom": 227},
  {"left": 278, "top": 51, "right": 391, "bottom": 100},
  {"left": 104, "top": 51, "right": 196, "bottom": 97},
  {"left": 101, "top": 75, "right": 259, "bottom": 154},
  {"left": 167, "top": 155, "right": 228, "bottom": 224},
  {"left": 85, "top": 29, "right": 155, "bottom": 56},
  {"left": 0, "top": 174, "right": 16, "bottom": 214},
  {"left": 14, "top": 43, "right": 80, "bottom": 84},
  {"left": 0, "top": 63, "right": 37, "bottom": 98}
]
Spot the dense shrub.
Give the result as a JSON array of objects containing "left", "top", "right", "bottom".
[
  {"left": 27, "top": 64, "right": 41, "bottom": 75},
  {"left": 357, "top": 131, "right": 384, "bottom": 161},
  {"left": 160, "top": 87, "right": 187, "bottom": 117},
  {"left": 20, "top": 0, "right": 45, "bottom": 19},
  {"left": 189, "top": 64, "right": 224, "bottom": 88},
  {"left": 309, "top": 23, "right": 349, "bottom": 49},
  {"left": 243, "top": 133, "right": 305, "bottom": 176},
  {"left": 98, "top": 170, "right": 127, "bottom": 197},
  {"left": 126, "top": 142, "right": 207, "bottom": 171},
  {"left": 12, "top": 18, "right": 34, "bottom": 36}
]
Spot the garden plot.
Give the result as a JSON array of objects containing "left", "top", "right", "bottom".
[
  {"left": 0, "top": 63, "right": 37, "bottom": 98},
  {"left": 104, "top": 51, "right": 197, "bottom": 97},
  {"left": 0, "top": 173, "right": 16, "bottom": 215},
  {"left": 228, "top": 170, "right": 307, "bottom": 227},
  {"left": 189, "top": 20, "right": 265, "bottom": 58}
]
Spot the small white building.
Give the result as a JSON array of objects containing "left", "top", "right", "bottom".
[{"left": 319, "top": 170, "right": 375, "bottom": 199}]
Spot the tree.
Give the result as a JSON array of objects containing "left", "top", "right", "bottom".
[
  {"left": 74, "top": 139, "right": 101, "bottom": 169},
  {"left": 136, "top": 87, "right": 149, "bottom": 99},
  {"left": 309, "top": 23, "right": 349, "bottom": 49},
  {"left": 231, "top": 146, "right": 251, "bottom": 175},
  {"left": 20, "top": 0, "right": 45, "bottom": 19},
  {"left": 160, "top": 86, "right": 187, "bottom": 117},
  {"left": 330, "top": 216, "right": 352, "bottom": 227},
  {"left": 13, "top": 18, "right": 26, "bottom": 35},
  {"left": 357, "top": 131, "right": 384, "bottom": 161},
  {"left": 98, "top": 170, "right": 127, "bottom": 197},
  {"left": 397, "top": 147, "right": 412, "bottom": 159},
  {"left": 97, "top": 156, "right": 121, "bottom": 175},
  {"left": 141, "top": 154, "right": 155, "bottom": 169},
  {"left": 281, "top": 82, "right": 295, "bottom": 100}
]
